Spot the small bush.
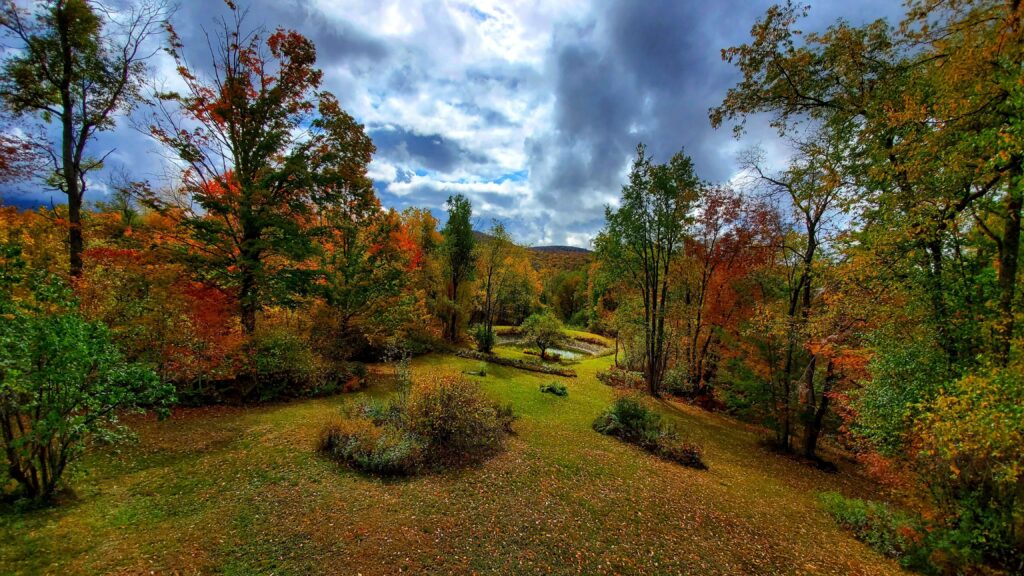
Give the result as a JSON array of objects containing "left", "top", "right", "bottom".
[
  {"left": 662, "top": 368, "right": 691, "bottom": 396},
  {"left": 248, "top": 327, "right": 323, "bottom": 401},
  {"left": 539, "top": 381, "right": 568, "bottom": 397},
  {"left": 593, "top": 395, "right": 706, "bottom": 469},
  {"left": 320, "top": 419, "right": 423, "bottom": 475},
  {"left": 818, "top": 492, "right": 934, "bottom": 572},
  {"left": 654, "top": 435, "right": 707, "bottom": 469},
  {"left": 596, "top": 367, "right": 646, "bottom": 390},
  {"left": 493, "top": 402, "right": 517, "bottom": 434},
  {"left": 471, "top": 324, "right": 496, "bottom": 353},
  {"left": 320, "top": 376, "right": 514, "bottom": 475}
]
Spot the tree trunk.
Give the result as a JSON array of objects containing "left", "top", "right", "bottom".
[
  {"left": 67, "top": 181, "right": 84, "bottom": 277},
  {"left": 802, "top": 358, "right": 836, "bottom": 459},
  {"left": 239, "top": 225, "right": 261, "bottom": 335},
  {"left": 995, "top": 190, "right": 1022, "bottom": 366}
]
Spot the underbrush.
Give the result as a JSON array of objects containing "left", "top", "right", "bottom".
[
  {"left": 319, "top": 376, "right": 515, "bottom": 475},
  {"left": 818, "top": 491, "right": 1023, "bottom": 575},
  {"left": 539, "top": 381, "right": 568, "bottom": 397},
  {"left": 593, "top": 395, "right": 706, "bottom": 469},
  {"left": 595, "top": 366, "right": 646, "bottom": 390}
]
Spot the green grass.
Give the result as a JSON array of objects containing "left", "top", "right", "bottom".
[{"left": 0, "top": 344, "right": 906, "bottom": 575}]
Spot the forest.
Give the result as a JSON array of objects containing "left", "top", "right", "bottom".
[{"left": 0, "top": 0, "right": 1022, "bottom": 574}]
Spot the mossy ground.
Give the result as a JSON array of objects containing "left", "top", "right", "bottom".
[{"left": 1, "top": 347, "right": 905, "bottom": 575}]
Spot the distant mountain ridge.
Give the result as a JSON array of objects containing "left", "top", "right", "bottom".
[
  {"left": 529, "top": 245, "right": 592, "bottom": 254},
  {"left": 471, "top": 230, "right": 592, "bottom": 272}
]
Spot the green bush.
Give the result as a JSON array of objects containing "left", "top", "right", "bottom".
[
  {"left": 248, "top": 328, "right": 365, "bottom": 401},
  {"left": 662, "top": 367, "right": 691, "bottom": 396},
  {"left": 593, "top": 395, "right": 706, "bottom": 469},
  {"left": 539, "top": 381, "right": 568, "bottom": 397},
  {"left": 320, "top": 376, "right": 514, "bottom": 475},
  {"left": 818, "top": 492, "right": 935, "bottom": 573},
  {"left": 0, "top": 254, "right": 174, "bottom": 500},
  {"left": 471, "top": 324, "right": 496, "bottom": 353},
  {"left": 910, "top": 366, "right": 1024, "bottom": 570},
  {"left": 248, "top": 327, "right": 322, "bottom": 401}
]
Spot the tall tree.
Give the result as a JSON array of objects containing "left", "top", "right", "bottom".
[
  {"left": 149, "top": 4, "right": 375, "bottom": 334},
  {"left": 677, "top": 185, "right": 775, "bottom": 396},
  {"left": 439, "top": 193, "right": 475, "bottom": 343},
  {"left": 596, "top": 144, "right": 700, "bottom": 395},
  {"left": 477, "top": 220, "right": 512, "bottom": 338},
  {"left": 746, "top": 133, "right": 853, "bottom": 454},
  {"left": 711, "top": 0, "right": 1024, "bottom": 367},
  {"left": 0, "top": 0, "right": 167, "bottom": 276}
]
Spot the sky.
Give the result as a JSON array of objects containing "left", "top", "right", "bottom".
[{"left": 0, "top": 0, "right": 905, "bottom": 248}]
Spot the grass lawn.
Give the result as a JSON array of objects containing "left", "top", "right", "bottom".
[{"left": 0, "top": 349, "right": 905, "bottom": 575}]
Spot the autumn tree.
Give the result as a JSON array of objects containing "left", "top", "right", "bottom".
[
  {"left": 711, "top": 0, "right": 1023, "bottom": 368},
  {"left": 676, "top": 185, "right": 775, "bottom": 396},
  {"left": 401, "top": 206, "right": 445, "bottom": 339},
  {"left": 438, "top": 193, "right": 475, "bottom": 343},
  {"left": 0, "top": 0, "right": 167, "bottom": 276},
  {"left": 475, "top": 220, "right": 512, "bottom": 349},
  {"left": 149, "top": 4, "right": 375, "bottom": 334},
  {"left": 595, "top": 144, "right": 700, "bottom": 395},
  {"left": 494, "top": 249, "right": 540, "bottom": 326},
  {"left": 521, "top": 310, "right": 564, "bottom": 361}
]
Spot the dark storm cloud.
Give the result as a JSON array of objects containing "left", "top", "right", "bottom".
[
  {"left": 3, "top": 0, "right": 909, "bottom": 248},
  {"left": 171, "top": 0, "right": 390, "bottom": 68},
  {"left": 528, "top": 0, "right": 907, "bottom": 241},
  {"left": 370, "top": 126, "right": 489, "bottom": 173}
]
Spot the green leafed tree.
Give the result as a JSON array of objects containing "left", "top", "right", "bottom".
[
  {"left": 0, "top": 243, "right": 173, "bottom": 500},
  {"left": 0, "top": 0, "right": 168, "bottom": 277},
  {"left": 521, "top": 310, "right": 564, "bottom": 361},
  {"left": 439, "top": 193, "right": 476, "bottom": 343},
  {"left": 595, "top": 143, "right": 700, "bottom": 395},
  {"left": 475, "top": 220, "right": 513, "bottom": 351},
  {"left": 149, "top": 5, "right": 375, "bottom": 334}
]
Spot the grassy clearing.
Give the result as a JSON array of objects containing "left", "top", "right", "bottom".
[{"left": 1, "top": 347, "right": 905, "bottom": 575}]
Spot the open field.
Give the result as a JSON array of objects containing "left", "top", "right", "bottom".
[{"left": 1, "top": 352, "right": 904, "bottom": 575}]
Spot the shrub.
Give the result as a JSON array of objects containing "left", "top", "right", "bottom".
[
  {"left": 404, "top": 376, "right": 511, "bottom": 464},
  {"left": 818, "top": 492, "right": 934, "bottom": 573},
  {"left": 596, "top": 366, "right": 646, "bottom": 390},
  {"left": 654, "top": 434, "right": 707, "bottom": 469},
  {"left": 539, "top": 381, "right": 568, "bottom": 397},
  {"left": 662, "top": 367, "right": 691, "bottom": 396},
  {"left": 320, "top": 376, "right": 514, "bottom": 475},
  {"left": 593, "top": 395, "right": 706, "bottom": 469},
  {"left": 248, "top": 326, "right": 321, "bottom": 401},
  {"left": 319, "top": 419, "right": 424, "bottom": 476},
  {"left": 494, "top": 402, "right": 517, "bottom": 434},
  {"left": 247, "top": 327, "right": 364, "bottom": 401},
  {"left": 910, "top": 366, "right": 1024, "bottom": 570},
  {"left": 0, "top": 257, "right": 175, "bottom": 500},
  {"left": 472, "top": 324, "right": 496, "bottom": 353},
  {"left": 520, "top": 311, "right": 565, "bottom": 360}
]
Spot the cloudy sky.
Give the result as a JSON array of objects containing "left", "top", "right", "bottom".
[{"left": 2, "top": 0, "right": 903, "bottom": 247}]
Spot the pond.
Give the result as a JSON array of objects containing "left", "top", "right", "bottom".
[
  {"left": 496, "top": 333, "right": 593, "bottom": 360},
  {"left": 544, "top": 347, "right": 585, "bottom": 360}
]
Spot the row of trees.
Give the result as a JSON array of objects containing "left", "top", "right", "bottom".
[
  {"left": 590, "top": 0, "right": 1023, "bottom": 570},
  {"left": 0, "top": 0, "right": 551, "bottom": 500}
]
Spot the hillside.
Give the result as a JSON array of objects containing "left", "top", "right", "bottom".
[
  {"left": 527, "top": 245, "right": 593, "bottom": 274},
  {"left": 0, "top": 350, "right": 903, "bottom": 575}
]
